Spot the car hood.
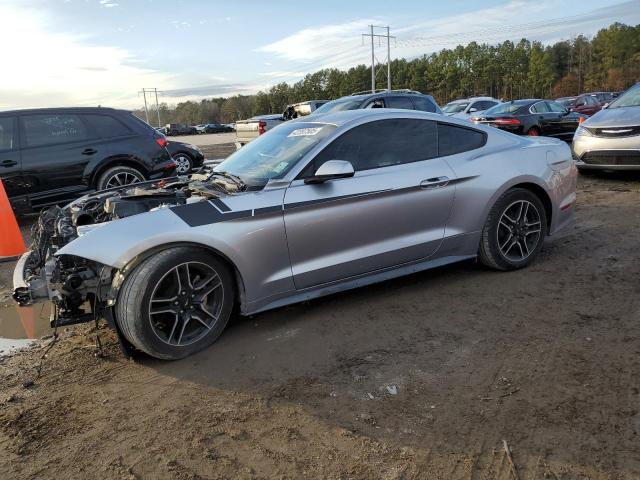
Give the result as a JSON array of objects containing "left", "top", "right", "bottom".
[{"left": 583, "top": 106, "right": 640, "bottom": 127}]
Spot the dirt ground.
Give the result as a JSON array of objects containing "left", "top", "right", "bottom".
[{"left": 0, "top": 171, "right": 639, "bottom": 479}]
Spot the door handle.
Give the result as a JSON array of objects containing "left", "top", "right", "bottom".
[
  {"left": 1, "top": 160, "right": 17, "bottom": 168},
  {"left": 82, "top": 148, "right": 97, "bottom": 156},
  {"left": 420, "top": 176, "right": 450, "bottom": 189}
]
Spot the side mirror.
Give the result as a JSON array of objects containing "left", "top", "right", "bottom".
[
  {"left": 305, "top": 160, "right": 355, "bottom": 184},
  {"left": 602, "top": 103, "right": 609, "bottom": 109},
  {"left": 468, "top": 107, "right": 478, "bottom": 113}
]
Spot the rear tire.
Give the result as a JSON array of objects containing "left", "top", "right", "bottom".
[
  {"left": 97, "top": 166, "right": 145, "bottom": 190},
  {"left": 478, "top": 188, "right": 547, "bottom": 271},
  {"left": 173, "top": 154, "right": 193, "bottom": 174},
  {"left": 115, "top": 247, "right": 235, "bottom": 360}
]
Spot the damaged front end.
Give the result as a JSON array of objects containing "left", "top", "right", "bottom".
[{"left": 12, "top": 169, "right": 232, "bottom": 329}]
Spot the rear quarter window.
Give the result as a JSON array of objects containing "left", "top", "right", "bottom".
[
  {"left": 84, "top": 114, "right": 132, "bottom": 138},
  {"left": 438, "top": 123, "right": 486, "bottom": 156},
  {"left": 412, "top": 96, "right": 437, "bottom": 112}
]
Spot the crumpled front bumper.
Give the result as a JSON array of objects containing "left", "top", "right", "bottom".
[{"left": 12, "top": 250, "right": 52, "bottom": 306}]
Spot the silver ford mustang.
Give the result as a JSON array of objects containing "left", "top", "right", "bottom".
[{"left": 13, "top": 109, "right": 577, "bottom": 360}]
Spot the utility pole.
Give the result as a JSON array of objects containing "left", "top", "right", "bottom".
[
  {"left": 370, "top": 25, "right": 375, "bottom": 92},
  {"left": 138, "top": 88, "right": 164, "bottom": 127},
  {"left": 362, "top": 25, "right": 395, "bottom": 93}
]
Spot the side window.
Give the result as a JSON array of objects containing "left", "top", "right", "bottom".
[
  {"left": 575, "top": 97, "right": 586, "bottom": 106},
  {"left": 412, "top": 96, "right": 436, "bottom": 112},
  {"left": 365, "top": 99, "right": 385, "bottom": 109},
  {"left": 304, "top": 119, "right": 438, "bottom": 175},
  {"left": 22, "top": 114, "right": 89, "bottom": 148},
  {"left": 546, "top": 101, "right": 565, "bottom": 113},
  {"left": 84, "top": 114, "right": 132, "bottom": 138},
  {"left": 530, "top": 102, "right": 550, "bottom": 113},
  {"left": 385, "top": 96, "right": 414, "bottom": 110},
  {"left": 438, "top": 123, "right": 486, "bottom": 157},
  {"left": 475, "top": 101, "right": 497, "bottom": 111},
  {"left": 0, "top": 117, "right": 17, "bottom": 151},
  {"left": 587, "top": 96, "right": 598, "bottom": 105}
]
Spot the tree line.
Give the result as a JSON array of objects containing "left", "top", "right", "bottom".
[{"left": 135, "top": 22, "right": 640, "bottom": 125}]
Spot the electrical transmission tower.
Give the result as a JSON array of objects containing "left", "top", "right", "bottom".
[
  {"left": 138, "top": 88, "right": 164, "bottom": 127},
  {"left": 362, "top": 25, "right": 395, "bottom": 93}
]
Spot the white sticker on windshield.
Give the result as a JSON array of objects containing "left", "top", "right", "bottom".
[
  {"left": 288, "top": 127, "right": 323, "bottom": 137},
  {"left": 273, "top": 161, "right": 288, "bottom": 173}
]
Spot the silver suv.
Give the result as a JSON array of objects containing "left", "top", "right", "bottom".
[{"left": 572, "top": 83, "right": 640, "bottom": 171}]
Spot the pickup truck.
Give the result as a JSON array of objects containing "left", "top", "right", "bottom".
[{"left": 234, "top": 114, "right": 284, "bottom": 149}]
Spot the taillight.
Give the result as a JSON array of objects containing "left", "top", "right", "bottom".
[
  {"left": 258, "top": 120, "right": 267, "bottom": 135},
  {"left": 156, "top": 137, "right": 168, "bottom": 148},
  {"left": 493, "top": 117, "right": 521, "bottom": 126}
]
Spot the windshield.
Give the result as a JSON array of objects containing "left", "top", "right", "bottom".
[
  {"left": 213, "top": 122, "right": 336, "bottom": 186},
  {"left": 443, "top": 102, "right": 469, "bottom": 113},
  {"left": 483, "top": 101, "right": 528, "bottom": 115},
  {"left": 312, "top": 98, "right": 364, "bottom": 115},
  {"left": 607, "top": 84, "right": 640, "bottom": 109}
]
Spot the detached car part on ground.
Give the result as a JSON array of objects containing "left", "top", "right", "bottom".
[
  {"left": 572, "top": 83, "right": 640, "bottom": 171},
  {"left": 13, "top": 109, "right": 576, "bottom": 360}
]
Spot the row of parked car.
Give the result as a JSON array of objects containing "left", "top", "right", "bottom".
[
  {"left": 1, "top": 86, "right": 637, "bottom": 215},
  {"left": 235, "top": 86, "right": 637, "bottom": 172},
  {"left": 156, "top": 122, "right": 235, "bottom": 136}
]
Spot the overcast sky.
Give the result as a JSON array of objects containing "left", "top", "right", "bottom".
[{"left": 1, "top": 0, "right": 639, "bottom": 110}]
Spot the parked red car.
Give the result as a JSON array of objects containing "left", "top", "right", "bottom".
[{"left": 555, "top": 94, "right": 602, "bottom": 116}]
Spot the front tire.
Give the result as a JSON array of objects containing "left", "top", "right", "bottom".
[
  {"left": 115, "top": 247, "right": 235, "bottom": 360},
  {"left": 478, "top": 188, "right": 547, "bottom": 271}
]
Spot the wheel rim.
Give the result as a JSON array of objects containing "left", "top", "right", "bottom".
[
  {"left": 497, "top": 200, "right": 542, "bottom": 262},
  {"left": 105, "top": 171, "right": 143, "bottom": 189},
  {"left": 528, "top": 128, "right": 540, "bottom": 136},
  {"left": 148, "top": 261, "right": 224, "bottom": 347},
  {"left": 174, "top": 155, "right": 191, "bottom": 174}
]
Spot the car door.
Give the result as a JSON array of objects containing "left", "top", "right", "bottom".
[
  {"left": 0, "top": 116, "right": 26, "bottom": 205},
  {"left": 283, "top": 118, "right": 456, "bottom": 289},
  {"left": 546, "top": 101, "right": 579, "bottom": 139},
  {"left": 584, "top": 95, "right": 600, "bottom": 115},
  {"left": 20, "top": 112, "right": 97, "bottom": 208},
  {"left": 530, "top": 101, "right": 558, "bottom": 135}
]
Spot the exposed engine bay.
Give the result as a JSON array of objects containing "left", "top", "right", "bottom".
[{"left": 12, "top": 167, "right": 241, "bottom": 331}]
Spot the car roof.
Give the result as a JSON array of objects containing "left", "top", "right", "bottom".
[
  {"left": 292, "top": 108, "right": 451, "bottom": 128},
  {"left": 448, "top": 96, "right": 498, "bottom": 102},
  {"left": 0, "top": 106, "right": 127, "bottom": 115}
]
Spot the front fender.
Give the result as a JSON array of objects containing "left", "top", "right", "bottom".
[
  {"left": 55, "top": 207, "right": 236, "bottom": 269},
  {"left": 55, "top": 198, "right": 295, "bottom": 308}
]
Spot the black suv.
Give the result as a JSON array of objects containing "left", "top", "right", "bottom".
[
  {"left": 0, "top": 107, "right": 176, "bottom": 213},
  {"left": 311, "top": 89, "right": 442, "bottom": 115}
]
